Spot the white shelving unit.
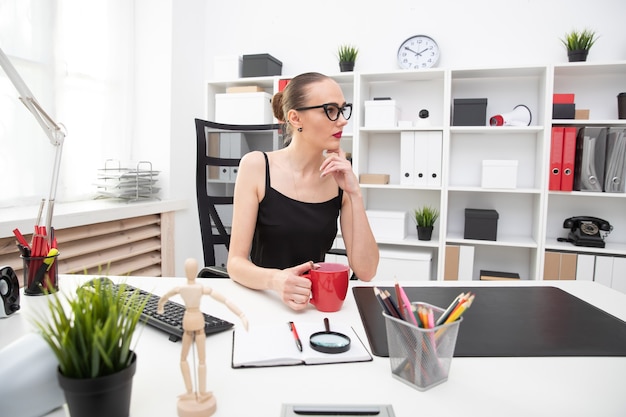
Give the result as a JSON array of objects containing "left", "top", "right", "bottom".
[{"left": 206, "top": 61, "right": 626, "bottom": 281}]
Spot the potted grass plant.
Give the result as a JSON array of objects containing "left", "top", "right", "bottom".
[
  {"left": 413, "top": 206, "right": 439, "bottom": 241},
  {"left": 337, "top": 44, "right": 359, "bottom": 72},
  {"left": 32, "top": 278, "right": 148, "bottom": 417},
  {"left": 561, "top": 29, "right": 598, "bottom": 62}
]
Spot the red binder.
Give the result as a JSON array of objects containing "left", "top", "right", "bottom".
[
  {"left": 560, "top": 127, "right": 577, "bottom": 191},
  {"left": 549, "top": 127, "right": 564, "bottom": 191}
]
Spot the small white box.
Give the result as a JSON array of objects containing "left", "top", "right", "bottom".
[
  {"left": 213, "top": 55, "right": 242, "bottom": 80},
  {"left": 366, "top": 210, "right": 408, "bottom": 241},
  {"left": 481, "top": 160, "right": 518, "bottom": 189},
  {"left": 215, "top": 92, "right": 273, "bottom": 125},
  {"left": 377, "top": 247, "right": 432, "bottom": 281},
  {"left": 364, "top": 100, "right": 399, "bottom": 128}
]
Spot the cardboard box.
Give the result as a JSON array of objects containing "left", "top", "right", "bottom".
[
  {"left": 377, "top": 247, "right": 432, "bottom": 281},
  {"left": 481, "top": 160, "right": 518, "bottom": 189},
  {"left": 464, "top": 208, "right": 499, "bottom": 241},
  {"left": 575, "top": 109, "right": 590, "bottom": 119},
  {"left": 366, "top": 210, "right": 408, "bottom": 240},
  {"left": 364, "top": 100, "right": 399, "bottom": 128},
  {"left": 215, "top": 92, "right": 273, "bottom": 125},
  {"left": 452, "top": 98, "right": 487, "bottom": 126},
  {"left": 213, "top": 55, "right": 242, "bottom": 79},
  {"left": 359, "top": 174, "right": 390, "bottom": 184},
  {"left": 242, "top": 54, "right": 282, "bottom": 77}
]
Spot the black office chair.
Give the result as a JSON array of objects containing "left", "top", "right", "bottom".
[
  {"left": 194, "top": 118, "right": 350, "bottom": 278},
  {"left": 195, "top": 119, "right": 281, "bottom": 277}
]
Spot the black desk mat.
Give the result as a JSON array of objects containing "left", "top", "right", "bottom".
[{"left": 353, "top": 286, "right": 626, "bottom": 357}]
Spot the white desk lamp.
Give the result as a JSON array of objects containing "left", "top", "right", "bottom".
[{"left": 0, "top": 47, "right": 66, "bottom": 242}]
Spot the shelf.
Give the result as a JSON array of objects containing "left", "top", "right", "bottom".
[
  {"left": 205, "top": 62, "right": 626, "bottom": 284},
  {"left": 360, "top": 126, "right": 444, "bottom": 133},
  {"left": 450, "top": 126, "right": 544, "bottom": 134},
  {"left": 448, "top": 186, "right": 541, "bottom": 194},
  {"left": 544, "top": 240, "right": 626, "bottom": 257},
  {"left": 548, "top": 190, "right": 626, "bottom": 199},
  {"left": 552, "top": 119, "right": 626, "bottom": 127},
  {"left": 447, "top": 232, "right": 537, "bottom": 248}
]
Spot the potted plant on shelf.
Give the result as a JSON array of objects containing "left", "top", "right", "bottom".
[
  {"left": 337, "top": 44, "right": 359, "bottom": 72},
  {"left": 32, "top": 278, "right": 148, "bottom": 417},
  {"left": 560, "top": 28, "right": 598, "bottom": 62},
  {"left": 413, "top": 206, "right": 439, "bottom": 241}
]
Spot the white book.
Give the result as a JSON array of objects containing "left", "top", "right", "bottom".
[{"left": 232, "top": 321, "right": 372, "bottom": 368}]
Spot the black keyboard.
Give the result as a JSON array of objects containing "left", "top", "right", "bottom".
[{"left": 115, "top": 283, "right": 234, "bottom": 342}]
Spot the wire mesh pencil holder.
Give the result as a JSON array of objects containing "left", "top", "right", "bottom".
[{"left": 383, "top": 302, "right": 462, "bottom": 391}]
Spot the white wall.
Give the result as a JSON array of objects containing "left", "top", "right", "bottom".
[
  {"left": 158, "top": 0, "right": 626, "bottom": 276},
  {"left": 203, "top": 0, "right": 626, "bottom": 77}
]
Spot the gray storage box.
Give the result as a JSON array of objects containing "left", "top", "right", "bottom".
[
  {"left": 464, "top": 208, "right": 498, "bottom": 241},
  {"left": 453, "top": 98, "right": 488, "bottom": 126},
  {"left": 242, "top": 54, "right": 282, "bottom": 77}
]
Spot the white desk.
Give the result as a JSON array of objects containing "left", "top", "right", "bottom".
[{"left": 2, "top": 276, "right": 626, "bottom": 417}]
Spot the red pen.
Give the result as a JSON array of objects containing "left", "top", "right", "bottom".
[{"left": 288, "top": 321, "right": 303, "bottom": 352}]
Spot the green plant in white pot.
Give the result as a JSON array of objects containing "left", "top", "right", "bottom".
[
  {"left": 32, "top": 278, "right": 148, "bottom": 417},
  {"left": 413, "top": 206, "right": 439, "bottom": 241},
  {"left": 560, "top": 28, "right": 598, "bottom": 62}
]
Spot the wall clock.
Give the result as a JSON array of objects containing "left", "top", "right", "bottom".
[{"left": 397, "top": 35, "right": 440, "bottom": 69}]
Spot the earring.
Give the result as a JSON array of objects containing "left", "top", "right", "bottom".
[{"left": 297, "top": 127, "right": 303, "bottom": 132}]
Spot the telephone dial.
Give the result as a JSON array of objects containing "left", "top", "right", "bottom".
[{"left": 559, "top": 216, "right": 612, "bottom": 248}]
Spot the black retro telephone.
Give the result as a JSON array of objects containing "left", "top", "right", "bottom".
[{"left": 560, "top": 216, "right": 612, "bottom": 248}]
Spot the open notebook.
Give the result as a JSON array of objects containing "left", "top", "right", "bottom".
[{"left": 232, "top": 321, "right": 372, "bottom": 368}]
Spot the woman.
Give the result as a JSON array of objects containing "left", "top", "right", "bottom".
[{"left": 227, "top": 72, "right": 379, "bottom": 310}]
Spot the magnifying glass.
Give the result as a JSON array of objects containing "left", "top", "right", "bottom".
[{"left": 309, "top": 317, "right": 351, "bottom": 354}]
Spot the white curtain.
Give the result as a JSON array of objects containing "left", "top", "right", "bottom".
[{"left": 0, "top": 0, "right": 134, "bottom": 208}]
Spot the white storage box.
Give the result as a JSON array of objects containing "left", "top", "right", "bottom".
[
  {"left": 377, "top": 247, "right": 432, "bottom": 281},
  {"left": 364, "top": 100, "right": 399, "bottom": 128},
  {"left": 481, "top": 160, "right": 518, "bottom": 189},
  {"left": 213, "top": 55, "right": 242, "bottom": 80},
  {"left": 366, "top": 210, "right": 408, "bottom": 241},
  {"left": 215, "top": 92, "right": 273, "bottom": 125}
]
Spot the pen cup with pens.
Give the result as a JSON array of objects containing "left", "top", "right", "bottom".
[
  {"left": 383, "top": 302, "right": 462, "bottom": 391},
  {"left": 21, "top": 250, "right": 59, "bottom": 296}
]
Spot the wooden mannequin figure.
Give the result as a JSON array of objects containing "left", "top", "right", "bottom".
[{"left": 157, "top": 258, "right": 248, "bottom": 417}]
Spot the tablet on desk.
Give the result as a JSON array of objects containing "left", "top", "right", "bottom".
[{"left": 353, "top": 286, "right": 626, "bottom": 357}]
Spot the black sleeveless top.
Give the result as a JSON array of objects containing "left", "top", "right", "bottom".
[{"left": 250, "top": 152, "right": 342, "bottom": 269}]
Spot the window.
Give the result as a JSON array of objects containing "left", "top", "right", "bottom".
[{"left": 0, "top": 0, "right": 134, "bottom": 207}]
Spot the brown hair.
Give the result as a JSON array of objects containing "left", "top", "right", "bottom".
[{"left": 272, "top": 72, "right": 330, "bottom": 142}]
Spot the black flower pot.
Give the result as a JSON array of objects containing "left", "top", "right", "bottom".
[
  {"left": 339, "top": 61, "right": 355, "bottom": 72},
  {"left": 567, "top": 49, "right": 589, "bottom": 62},
  {"left": 57, "top": 352, "right": 137, "bottom": 417},
  {"left": 417, "top": 226, "right": 433, "bottom": 241}
]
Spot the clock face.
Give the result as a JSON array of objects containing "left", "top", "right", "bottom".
[{"left": 397, "top": 35, "right": 440, "bottom": 69}]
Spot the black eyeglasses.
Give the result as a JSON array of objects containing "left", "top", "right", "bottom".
[{"left": 295, "top": 103, "right": 352, "bottom": 121}]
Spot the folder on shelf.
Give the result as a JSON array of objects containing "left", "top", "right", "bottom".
[
  {"left": 594, "top": 255, "right": 614, "bottom": 288},
  {"left": 427, "top": 131, "right": 443, "bottom": 187},
  {"left": 444, "top": 245, "right": 460, "bottom": 280},
  {"left": 575, "top": 254, "right": 595, "bottom": 282},
  {"left": 413, "top": 131, "right": 442, "bottom": 187},
  {"left": 400, "top": 132, "right": 415, "bottom": 185},
  {"left": 559, "top": 253, "right": 577, "bottom": 280},
  {"left": 543, "top": 251, "right": 561, "bottom": 280},
  {"left": 604, "top": 127, "right": 626, "bottom": 193},
  {"left": 413, "top": 132, "right": 429, "bottom": 186},
  {"left": 574, "top": 126, "right": 607, "bottom": 192},
  {"left": 549, "top": 127, "right": 564, "bottom": 191},
  {"left": 560, "top": 127, "right": 577, "bottom": 191}
]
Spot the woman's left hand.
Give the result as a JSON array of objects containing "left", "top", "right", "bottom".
[{"left": 320, "top": 149, "right": 359, "bottom": 194}]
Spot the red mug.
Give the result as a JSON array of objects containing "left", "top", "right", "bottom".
[{"left": 303, "top": 262, "right": 350, "bottom": 312}]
